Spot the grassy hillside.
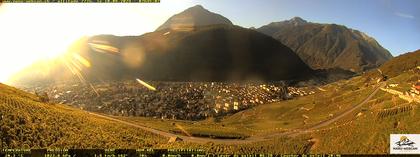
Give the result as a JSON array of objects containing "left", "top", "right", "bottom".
[
  {"left": 364, "top": 49, "right": 420, "bottom": 80},
  {"left": 114, "top": 69, "right": 419, "bottom": 154},
  {"left": 310, "top": 69, "right": 419, "bottom": 153},
  {"left": 157, "top": 135, "right": 314, "bottom": 154},
  {"left": 0, "top": 83, "right": 167, "bottom": 149},
  {"left": 379, "top": 49, "right": 420, "bottom": 78}
]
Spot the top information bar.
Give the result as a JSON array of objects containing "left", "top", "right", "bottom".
[{"left": 3, "top": 0, "right": 160, "bottom": 3}]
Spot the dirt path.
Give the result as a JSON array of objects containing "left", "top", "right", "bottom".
[{"left": 87, "top": 82, "right": 386, "bottom": 144}]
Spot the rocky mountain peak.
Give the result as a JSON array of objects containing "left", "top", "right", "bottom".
[
  {"left": 156, "top": 5, "right": 233, "bottom": 31},
  {"left": 289, "top": 17, "right": 307, "bottom": 25}
]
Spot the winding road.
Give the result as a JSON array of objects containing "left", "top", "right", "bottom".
[{"left": 87, "top": 82, "right": 386, "bottom": 144}]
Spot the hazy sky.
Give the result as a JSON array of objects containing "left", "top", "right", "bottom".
[{"left": 0, "top": 0, "right": 419, "bottom": 83}]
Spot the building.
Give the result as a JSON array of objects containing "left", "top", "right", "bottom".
[
  {"left": 411, "top": 82, "right": 420, "bottom": 95},
  {"left": 388, "top": 84, "right": 399, "bottom": 88}
]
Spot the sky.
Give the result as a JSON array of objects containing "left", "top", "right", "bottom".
[{"left": 0, "top": 0, "right": 419, "bottom": 83}]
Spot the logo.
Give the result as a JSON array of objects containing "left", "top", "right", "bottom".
[
  {"left": 395, "top": 136, "right": 415, "bottom": 147},
  {"left": 390, "top": 134, "right": 420, "bottom": 154}
]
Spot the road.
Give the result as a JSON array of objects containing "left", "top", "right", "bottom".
[
  {"left": 87, "top": 82, "right": 386, "bottom": 144},
  {"left": 87, "top": 111, "right": 259, "bottom": 144}
]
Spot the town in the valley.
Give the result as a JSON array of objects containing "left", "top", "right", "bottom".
[{"left": 24, "top": 81, "right": 318, "bottom": 121}]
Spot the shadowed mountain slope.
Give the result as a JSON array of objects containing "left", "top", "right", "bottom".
[{"left": 10, "top": 24, "right": 313, "bottom": 85}]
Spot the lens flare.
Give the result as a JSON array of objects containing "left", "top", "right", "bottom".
[
  {"left": 122, "top": 45, "right": 145, "bottom": 68},
  {"left": 72, "top": 54, "right": 91, "bottom": 68},
  {"left": 62, "top": 58, "right": 77, "bottom": 75},
  {"left": 60, "top": 55, "right": 87, "bottom": 84},
  {"left": 88, "top": 43, "right": 119, "bottom": 54},
  {"left": 74, "top": 70, "right": 86, "bottom": 84},
  {"left": 69, "top": 58, "right": 82, "bottom": 71},
  {"left": 89, "top": 83, "right": 100, "bottom": 97},
  {"left": 136, "top": 78, "right": 156, "bottom": 91},
  {"left": 175, "top": 123, "right": 192, "bottom": 137}
]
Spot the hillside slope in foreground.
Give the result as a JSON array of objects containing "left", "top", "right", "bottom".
[
  {"left": 115, "top": 68, "right": 420, "bottom": 154},
  {"left": 1, "top": 64, "right": 419, "bottom": 154},
  {"left": 0, "top": 83, "right": 167, "bottom": 149}
]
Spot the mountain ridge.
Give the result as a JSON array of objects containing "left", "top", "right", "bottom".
[
  {"left": 11, "top": 6, "right": 394, "bottom": 85},
  {"left": 257, "top": 17, "right": 393, "bottom": 72},
  {"left": 10, "top": 24, "right": 314, "bottom": 85}
]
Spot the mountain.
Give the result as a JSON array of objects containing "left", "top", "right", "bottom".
[
  {"left": 0, "top": 83, "right": 167, "bottom": 148},
  {"left": 156, "top": 5, "right": 233, "bottom": 31},
  {"left": 363, "top": 49, "right": 420, "bottom": 79},
  {"left": 10, "top": 6, "right": 313, "bottom": 85},
  {"left": 10, "top": 24, "right": 313, "bottom": 85},
  {"left": 378, "top": 49, "right": 419, "bottom": 77},
  {"left": 257, "top": 17, "right": 393, "bottom": 72}
]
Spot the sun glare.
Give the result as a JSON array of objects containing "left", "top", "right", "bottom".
[{"left": 0, "top": 1, "right": 194, "bottom": 84}]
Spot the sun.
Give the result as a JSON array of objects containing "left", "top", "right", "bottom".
[
  {"left": 0, "top": 2, "right": 195, "bottom": 84},
  {"left": 0, "top": 4, "right": 88, "bottom": 84},
  {"left": 0, "top": 4, "right": 114, "bottom": 84}
]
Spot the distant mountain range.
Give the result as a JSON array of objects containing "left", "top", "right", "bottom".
[
  {"left": 11, "top": 5, "right": 395, "bottom": 85},
  {"left": 257, "top": 17, "right": 393, "bottom": 72}
]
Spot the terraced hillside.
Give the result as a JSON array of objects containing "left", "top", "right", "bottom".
[
  {"left": 0, "top": 83, "right": 167, "bottom": 149},
  {"left": 113, "top": 67, "right": 419, "bottom": 154},
  {"left": 377, "top": 49, "right": 420, "bottom": 78},
  {"left": 309, "top": 69, "right": 419, "bottom": 153}
]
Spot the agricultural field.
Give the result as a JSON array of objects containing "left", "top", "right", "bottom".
[
  {"left": 310, "top": 93, "right": 419, "bottom": 154},
  {"left": 110, "top": 69, "right": 419, "bottom": 154},
  {"left": 0, "top": 83, "right": 168, "bottom": 149}
]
